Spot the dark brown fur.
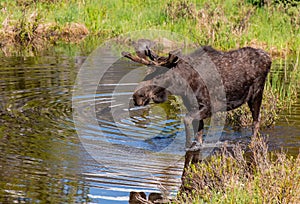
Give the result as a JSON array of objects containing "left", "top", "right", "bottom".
[{"left": 132, "top": 46, "right": 272, "bottom": 147}]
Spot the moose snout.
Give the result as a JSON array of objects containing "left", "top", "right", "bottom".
[
  {"left": 132, "top": 92, "right": 150, "bottom": 106},
  {"left": 133, "top": 98, "right": 143, "bottom": 106},
  {"left": 133, "top": 97, "right": 150, "bottom": 106}
]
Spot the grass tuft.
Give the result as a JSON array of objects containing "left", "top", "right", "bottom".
[{"left": 176, "top": 136, "right": 300, "bottom": 203}]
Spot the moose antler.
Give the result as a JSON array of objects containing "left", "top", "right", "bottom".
[
  {"left": 121, "top": 50, "right": 157, "bottom": 66},
  {"left": 122, "top": 39, "right": 182, "bottom": 68}
]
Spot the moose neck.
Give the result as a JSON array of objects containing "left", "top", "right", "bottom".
[{"left": 151, "top": 67, "right": 193, "bottom": 97}]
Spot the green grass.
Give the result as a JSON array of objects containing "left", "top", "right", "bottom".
[{"left": 0, "top": 0, "right": 299, "bottom": 54}]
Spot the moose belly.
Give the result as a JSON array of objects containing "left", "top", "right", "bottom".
[
  {"left": 225, "top": 86, "right": 253, "bottom": 111},
  {"left": 208, "top": 82, "right": 252, "bottom": 113}
]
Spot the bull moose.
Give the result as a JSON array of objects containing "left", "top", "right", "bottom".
[{"left": 122, "top": 40, "right": 271, "bottom": 149}]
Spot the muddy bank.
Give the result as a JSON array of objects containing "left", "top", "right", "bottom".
[{"left": 0, "top": 21, "right": 89, "bottom": 55}]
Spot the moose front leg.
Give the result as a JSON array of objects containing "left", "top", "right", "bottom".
[
  {"left": 183, "top": 107, "right": 210, "bottom": 149},
  {"left": 194, "top": 120, "right": 204, "bottom": 144},
  {"left": 183, "top": 115, "right": 194, "bottom": 148}
]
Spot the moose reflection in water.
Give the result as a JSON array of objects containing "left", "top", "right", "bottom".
[
  {"left": 128, "top": 145, "right": 219, "bottom": 203},
  {"left": 123, "top": 39, "right": 271, "bottom": 149}
]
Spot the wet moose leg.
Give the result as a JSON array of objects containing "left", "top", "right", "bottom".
[
  {"left": 183, "top": 107, "right": 210, "bottom": 149},
  {"left": 184, "top": 115, "right": 194, "bottom": 148},
  {"left": 247, "top": 89, "right": 264, "bottom": 137},
  {"left": 195, "top": 120, "right": 204, "bottom": 145}
]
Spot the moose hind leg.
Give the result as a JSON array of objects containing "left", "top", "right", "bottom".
[{"left": 248, "top": 90, "right": 264, "bottom": 137}]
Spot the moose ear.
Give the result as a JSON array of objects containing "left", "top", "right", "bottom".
[{"left": 168, "top": 49, "right": 181, "bottom": 64}]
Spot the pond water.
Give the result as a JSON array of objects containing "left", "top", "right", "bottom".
[{"left": 0, "top": 46, "right": 299, "bottom": 203}]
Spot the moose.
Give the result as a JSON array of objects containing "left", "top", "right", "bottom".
[{"left": 122, "top": 40, "right": 272, "bottom": 149}]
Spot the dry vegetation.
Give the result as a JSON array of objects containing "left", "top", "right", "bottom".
[
  {"left": 0, "top": 11, "right": 88, "bottom": 47},
  {"left": 225, "top": 89, "right": 281, "bottom": 128},
  {"left": 176, "top": 136, "right": 300, "bottom": 203}
]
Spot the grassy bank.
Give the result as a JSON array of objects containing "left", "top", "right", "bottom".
[
  {"left": 0, "top": 0, "right": 299, "bottom": 55},
  {"left": 175, "top": 136, "right": 300, "bottom": 203}
]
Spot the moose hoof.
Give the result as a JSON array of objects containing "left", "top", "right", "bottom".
[{"left": 186, "top": 141, "right": 202, "bottom": 152}]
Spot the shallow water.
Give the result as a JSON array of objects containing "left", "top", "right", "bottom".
[{"left": 0, "top": 48, "right": 299, "bottom": 203}]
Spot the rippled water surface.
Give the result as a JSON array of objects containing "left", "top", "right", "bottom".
[{"left": 0, "top": 47, "right": 299, "bottom": 203}]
